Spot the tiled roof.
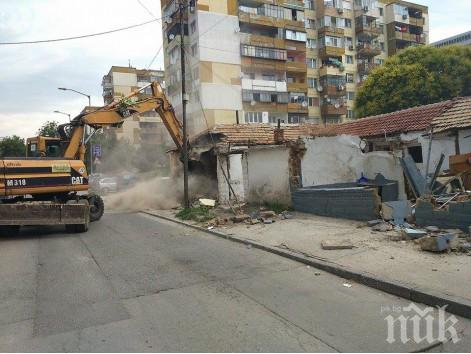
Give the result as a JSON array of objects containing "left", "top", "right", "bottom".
[
  {"left": 431, "top": 97, "right": 471, "bottom": 133},
  {"left": 333, "top": 100, "right": 453, "bottom": 137},
  {"left": 211, "top": 124, "right": 324, "bottom": 145},
  {"left": 209, "top": 98, "right": 469, "bottom": 145}
]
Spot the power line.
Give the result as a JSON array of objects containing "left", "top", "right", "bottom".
[
  {"left": 0, "top": 17, "right": 165, "bottom": 45},
  {"left": 136, "top": 0, "right": 158, "bottom": 19},
  {"left": 146, "top": 43, "right": 164, "bottom": 69}
]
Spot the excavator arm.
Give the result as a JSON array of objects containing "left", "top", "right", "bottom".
[{"left": 62, "top": 82, "right": 184, "bottom": 161}]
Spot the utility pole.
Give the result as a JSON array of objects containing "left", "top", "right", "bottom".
[{"left": 179, "top": 0, "right": 190, "bottom": 208}]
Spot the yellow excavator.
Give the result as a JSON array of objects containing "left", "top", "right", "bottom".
[{"left": 0, "top": 82, "right": 184, "bottom": 235}]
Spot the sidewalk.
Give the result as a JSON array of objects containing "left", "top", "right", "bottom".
[{"left": 144, "top": 209, "right": 471, "bottom": 319}]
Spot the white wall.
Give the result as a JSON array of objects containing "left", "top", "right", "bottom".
[
  {"left": 246, "top": 147, "right": 290, "bottom": 204},
  {"left": 197, "top": 11, "right": 241, "bottom": 65},
  {"left": 301, "top": 136, "right": 408, "bottom": 200},
  {"left": 418, "top": 134, "right": 456, "bottom": 173},
  {"left": 200, "top": 83, "right": 242, "bottom": 110}
]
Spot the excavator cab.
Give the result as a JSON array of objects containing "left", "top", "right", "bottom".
[{"left": 26, "top": 136, "right": 62, "bottom": 158}]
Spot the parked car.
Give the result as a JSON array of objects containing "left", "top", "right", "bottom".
[{"left": 98, "top": 177, "right": 119, "bottom": 194}]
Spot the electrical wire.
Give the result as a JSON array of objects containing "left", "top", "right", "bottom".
[
  {"left": 0, "top": 17, "right": 165, "bottom": 45},
  {"left": 136, "top": 0, "right": 158, "bottom": 19},
  {"left": 146, "top": 43, "right": 164, "bottom": 70}
]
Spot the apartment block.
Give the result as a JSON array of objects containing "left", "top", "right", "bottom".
[
  {"left": 101, "top": 66, "right": 168, "bottom": 146},
  {"left": 160, "top": 0, "right": 428, "bottom": 132},
  {"left": 432, "top": 31, "right": 471, "bottom": 48}
]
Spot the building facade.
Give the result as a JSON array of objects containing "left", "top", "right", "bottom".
[
  {"left": 160, "top": 0, "right": 428, "bottom": 134},
  {"left": 432, "top": 31, "right": 471, "bottom": 48},
  {"left": 101, "top": 66, "right": 168, "bottom": 146}
]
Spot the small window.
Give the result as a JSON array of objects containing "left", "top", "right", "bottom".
[
  {"left": 379, "top": 8, "right": 384, "bottom": 16},
  {"left": 347, "top": 91, "right": 355, "bottom": 100},
  {"left": 408, "top": 146, "right": 423, "bottom": 163},
  {"left": 344, "top": 19, "right": 352, "bottom": 28},
  {"left": 346, "top": 55, "right": 354, "bottom": 64},
  {"left": 346, "top": 73, "right": 354, "bottom": 83}
]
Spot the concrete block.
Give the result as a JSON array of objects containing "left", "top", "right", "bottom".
[
  {"left": 381, "top": 201, "right": 412, "bottom": 223},
  {"left": 321, "top": 239, "right": 354, "bottom": 250},
  {"left": 402, "top": 228, "right": 427, "bottom": 239},
  {"left": 419, "top": 234, "right": 455, "bottom": 252},
  {"left": 367, "top": 219, "right": 383, "bottom": 227}
]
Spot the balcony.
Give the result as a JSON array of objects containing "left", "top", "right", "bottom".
[
  {"left": 241, "top": 57, "right": 287, "bottom": 71},
  {"left": 288, "top": 102, "right": 308, "bottom": 114},
  {"left": 392, "top": 31, "right": 427, "bottom": 44},
  {"left": 321, "top": 104, "right": 347, "bottom": 116},
  {"left": 243, "top": 101, "right": 288, "bottom": 113},
  {"left": 319, "top": 65, "right": 344, "bottom": 77},
  {"left": 281, "top": 0, "right": 305, "bottom": 9},
  {"left": 319, "top": 46, "right": 345, "bottom": 59},
  {"left": 318, "top": 84, "right": 346, "bottom": 96},
  {"left": 286, "top": 61, "right": 306, "bottom": 73},
  {"left": 240, "top": 33, "right": 285, "bottom": 49},
  {"left": 239, "top": 11, "right": 284, "bottom": 29},
  {"left": 318, "top": 26, "right": 345, "bottom": 37},
  {"left": 409, "top": 17, "right": 425, "bottom": 27},
  {"left": 356, "top": 24, "right": 382, "bottom": 39},
  {"left": 357, "top": 62, "right": 379, "bottom": 74},
  {"left": 242, "top": 78, "right": 287, "bottom": 92},
  {"left": 356, "top": 43, "right": 381, "bottom": 58},
  {"left": 287, "top": 82, "right": 308, "bottom": 92}
]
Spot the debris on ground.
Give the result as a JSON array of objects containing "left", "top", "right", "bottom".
[
  {"left": 426, "top": 226, "right": 440, "bottom": 233},
  {"left": 343, "top": 283, "right": 352, "bottom": 288},
  {"left": 402, "top": 228, "right": 427, "bottom": 239},
  {"left": 260, "top": 210, "right": 276, "bottom": 219},
  {"left": 321, "top": 239, "right": 354, "bottom": 250},
  {"left": 199, "top": 198, "right": 216, "bottom": 208},
  {"left": 419, "top": 234, "right": 455, "bottom": 252},
  {"left": 372, "top": 222, "right": 393, "bottom": 232},
  {"left": 262, "top": 218, "right": 274, "bottom": 224},
  {"left": 367, "top": 219, "right": 383, "bottom": 227},
  {"left": 381, "top": 201, "right": 412, "bottom": 224},
  {"left": 231, "top": 214, "right": 251, "bottom": 223}
]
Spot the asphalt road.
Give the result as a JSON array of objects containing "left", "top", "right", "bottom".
[{"left": 0, "top": 212, "right": 470, "bottom": 352}]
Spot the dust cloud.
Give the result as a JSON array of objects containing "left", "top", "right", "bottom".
[{"left": 105, "top": 174, "right": 217, "bottom": 212}]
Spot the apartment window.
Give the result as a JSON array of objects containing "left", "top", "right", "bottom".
[
  {"left": 245, "top": 112, "right": 263, "bottom": 123},
  {"left": 287, "top": 76, "right": 295, "bottom": 84},
  {"left": 308, "top": 77, "right": 318, "bottom": 88},
  {"left": 344, "top": 19, "right": 352, "bottom": 28},
  {"left": 347, "top": 91, "right": 355, "bottom": 100},
  {"left": 307, "top": 38, "right": 317, "bottom": 49},
  {"left": 345, "top": 36, "right": 353, "bottom": 48},
  {"left": 346, "top": 73, "right": 354, "bottom": 83},
  {"left": 321, "top": 36, "right": 343, "bottom": 48},
  {"left": 306, "top": 19, "right": 316, "bottom": 29},
  {"left": 346, "top": 55, "right": 354, "bottom": 64},
  {"left": 290, "top": 92, "right": 307, "bottom": 104},
  {"left": 288, "top": 116, "right": 300, "bottom": 124},
  {"left": 347, "top": 110, "right": 355, "bottom": 119},
  {"left": 262, "top": 74, "right": 276, "bottom": 81},
  {"left": 191, "top": 43, "right": 198, "bottom": 56},
  {"left": 307, "top": 58, "right": 317, "bottom": 68},
  {"left": 190, "top": 20, "right": 197, "bottom": 34},
  {"left": 379, "top": 24, "right": 384, "bottom": 34},
  {"left": 308, "top": 97, "right": 319, "bottom": 107},
  {"left": 379, "top": 7, "right": 384, "bottom": 16},
  {"left": 305, "top": 0, "right": 315, "bottom": 10},
  {"left": 286, "top": 30, "right": 307, "bottom": 42},
  {"left": 380, "top": 42, "right": 385, "bottom": 51},
  {"left": 241, "top": 45, "right": 287, "bottom": 60},
  {"left": 375, "top": 58, "right": 384, "bottom": 65}
]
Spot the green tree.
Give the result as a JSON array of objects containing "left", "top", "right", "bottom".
[
  {"left": 355, "top": 45, "right": 471, "bottom": 118},
  {"left": 0, "top": 135, "right": 26, "bottom": 158},
  {"left": 37, "top": 120, "right": 59, "bottom": 137}
]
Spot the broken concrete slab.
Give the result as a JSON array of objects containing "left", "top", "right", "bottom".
[
  {"left": 321, "top": 239, "right": 354, "bottom": 250},
  {"left": 260, "top": 211, "right": 277, "bottom": 219},
  {"left": 231, "top": 214, "right": 251, "bottom": 223},
  {"left": 367, "top": 219, "right": 383, "bottom": 227},
  {"left": 262, "top": 219, "right": 274, "bottom": 225},
  {"left": 372, "top": 222, "right": 393, "bottom": 232},
  {"left": 419, "top": 234, "right": 455, "bottom": 252},
  {"left": 199, "top": 199, "right": 216, "bottom": 208},
  {"left": 381, "top": 201, "right": 412, "bottom": 224},
  {"left": 402, "top": 228, "right": 427, "bottom": 239},
  {"left": 425, "top": 226, "right": 440, "bottom": 233}
]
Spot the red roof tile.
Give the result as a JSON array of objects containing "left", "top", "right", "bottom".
[
  {"left": 432, "top": 97, "right": 471, "bottom": 133},
  {"left": 209, "top": 99, "right": 459, "bottom": 145}
]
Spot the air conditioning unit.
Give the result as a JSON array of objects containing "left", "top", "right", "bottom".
[
  {"left": 363, "top": 6, "right": 369, "bottom": 12},
  {"left": 349, "top": 45, "right": 354, "bottom": 51},
  {"left": 337, "top": 7, "right": 344, "bottom": 14},
  {"left": 402, "top": 14, "right": 408, "bottom": 20}
]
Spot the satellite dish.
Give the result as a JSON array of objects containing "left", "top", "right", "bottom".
[
  {"left": 251, "top": 100, "right": 256, "bottom": 106},
  {"left": 317, "top": 86, "right": 323, "bottom": 92},
  {"left": 334, "top": 103, "right": 340, "bottom": 109},
  {"left": 301, "top": 101, "right": 308, "bottom": 108},
  {"left": 169, "top": 34, "right": 175, "bottom": 40}
]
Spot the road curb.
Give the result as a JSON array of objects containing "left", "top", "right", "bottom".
[{"left": 142, "top": 210, "right": 471, "bottom": 320}]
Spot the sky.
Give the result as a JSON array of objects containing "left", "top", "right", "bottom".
[{"left": 0, "top": 0, "right": 470, "bottom": 139}]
